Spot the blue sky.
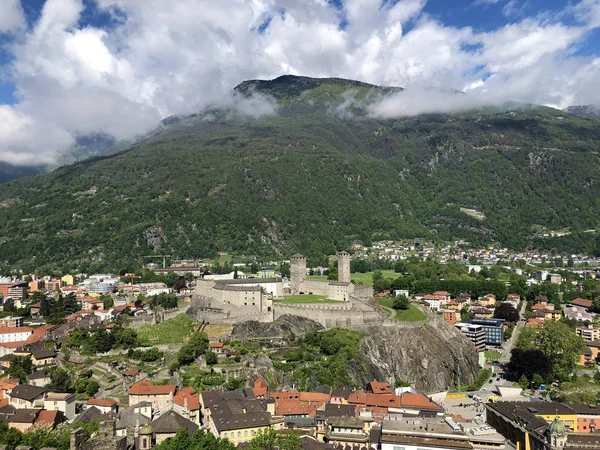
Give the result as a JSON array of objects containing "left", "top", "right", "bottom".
[{"left": 1, "top": 0, "right": 600, "bottom": 165}]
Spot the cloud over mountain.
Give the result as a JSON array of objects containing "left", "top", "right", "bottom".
[{"left": 1, "top": 0, "right": 600, "bottom": 165}]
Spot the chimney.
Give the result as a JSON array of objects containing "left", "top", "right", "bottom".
[{"left": 242, "top": 407, "right": 247, "bottom": 414}]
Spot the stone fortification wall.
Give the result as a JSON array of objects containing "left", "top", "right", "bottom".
[
  {"left": 300, "top": 279, "right": 330, "bottom": 296},
  {"left": 353, "top": 284, "right": 374, "bottom": 299},
  {"left": 189, "top": 307, "right": 273, "bottom": 325},
  {"left": 273, "top": 299, "right": 382, "bottom": 328}
]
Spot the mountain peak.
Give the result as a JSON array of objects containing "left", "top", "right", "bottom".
[
  {"left": 564, "top": 105, "right": 600, "bottom": 119},
  {"left": 234, "top": 75, "right": 402, "bottom": 102}
]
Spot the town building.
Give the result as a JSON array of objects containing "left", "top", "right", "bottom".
[
  {"left": 44, "top": 392, "right": 76, "bottom": 420},
  {"left": 379, "top": 417, "right": 472, "bottom": 450},
  {"left": 0, "top": 327, "right": 33, "bottom": 344},
  {"left": 200, "top": 389, "right": 271, "bottom": 446},
  {"left": 454, "top": 323, "right": 486, "bottom": 351},
  {"left": 465, "top": 319, "right": 505, "bottom": 346},
  {"left": 576, "top": 324, "right": 600, "bottom": 342},
  {"left": 128, "top": 380, "right": 177, "bottom": 408},
  {"left": 0, "top": 317, "right": 23, "bottom": 328}
]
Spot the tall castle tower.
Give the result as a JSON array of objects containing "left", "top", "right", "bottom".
[
  {"left": 290, "top": 254, "right": 307, "bottom": 294},
  {"left": 337, "top": 251, "right": 350, "bottom": 283}
]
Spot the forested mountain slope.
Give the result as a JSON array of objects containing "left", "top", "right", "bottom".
[{"left": 1, "top": 76, "right": 600, "bottom": 273}]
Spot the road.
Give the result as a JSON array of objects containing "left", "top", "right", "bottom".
[{"left": 499, "top": 300, "right": 527, "bottom": 363}]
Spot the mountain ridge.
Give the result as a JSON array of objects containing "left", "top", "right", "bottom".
[{"left": 1, "top": 75, "right": 600, "bottom": 273}]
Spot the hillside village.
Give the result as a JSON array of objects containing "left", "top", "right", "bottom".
[{"left": 1, "top": 248, "right": 600, "bottom": 450}]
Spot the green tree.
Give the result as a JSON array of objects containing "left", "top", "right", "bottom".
[
  {"left": 248, "top": 428, "right": 300, "bottom": 450},
  {"left": 85, "top": 380, "right": 100, "bottom": 396},
  {"left": 205, "top": 351, "right": 218, "bottom": 365},
  {"left": 48, "top": 368, "right": 73, "bottom": 393},
  {"left": 392, "top": 295, "right": 410, "bottom": 310},
  {"left": 7, "top": 356, "right": 33, "bottom": 382},
  {"left": 537, "top": 321, "right": 586, "bottom": 380}
]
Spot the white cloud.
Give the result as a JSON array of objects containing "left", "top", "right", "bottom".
[
  {"left": 1, "top": 0, "right": 600, "bottom": 165},
  {"left": 0, "top": 0, "right": 25, "bottom": 34}
]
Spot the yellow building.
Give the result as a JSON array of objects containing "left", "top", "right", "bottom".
[
  {"left": 61, "top": 274, "right": 74, "bottom": 286},
  {"left": 200, "top": 391, "right": 272, "bottom": 446},
  {"left": 544, "top": 310, "right": 562, "bottom": 321},
  {"left": 535, "top": 409, "right": 578, "bottom": 432}
]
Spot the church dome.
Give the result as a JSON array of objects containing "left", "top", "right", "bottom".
[{"left": 549, "top": 416, "right": 567, "bottom": 437}]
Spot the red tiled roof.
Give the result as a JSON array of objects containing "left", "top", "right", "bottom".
[
  {"left": 35, "top": 410, "right": 60, "bottom": 427},
  {"left": 253, "top": 378, "right": 268, "bottom": 398},
  {"left": 270, "top": 391, "right": 331, "bottom": 403},
  {"left": 0, "top": 327, "right": 33, "bottom": 335},
  {"left": 571, "top": 298, "right": 593, "bottom": 309},
  {"left": 87, "top": 398, "right": 117, "bottom": 408},
  {"left": 173, "top": 387, "right": 200, "bottom": 411},
  {"left": 274, "top": 399, "right": 324, "bottom": 417},
  {"left": 128, "top": 380, "right": 176, "bottom": 396},
  {"left": 210, "top": 342, "right": 224, "bottom": 348},
  {"left": 368, "top": 380, "right": 393, "bottom": 394},
  {"left": 398, "top": 392, "right": 442, "bottom": 410},
  {"left": 347, "top": 390, "right": 400, "bottom": 408},
  {"left": 0, "top": 341, "right": 28, "bottom": 348}
]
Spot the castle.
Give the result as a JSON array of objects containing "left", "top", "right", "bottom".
[{"left": 190, "top": 252, "right": 383, "bottom": 328}]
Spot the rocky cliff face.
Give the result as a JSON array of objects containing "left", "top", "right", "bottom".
[
  {"left": 232, "top": 314, "right": 479, "bottom": 394},
  {"left": 232, "top": 314, "right": 324, "bottom": 338},
  {"left": 356, "top": 321, "right": 479, "bottom": 393}
]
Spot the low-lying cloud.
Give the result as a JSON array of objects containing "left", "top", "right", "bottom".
[{"left": 1, "top": 0, "right": 600, "bottom": 165}]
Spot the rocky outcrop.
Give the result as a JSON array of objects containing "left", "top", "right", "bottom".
[
  {"left": 356, "top": 320, "right": 479, "bottom": 393},
  {"left": 232, "top": 314, "right": 324, "bottom": 339}
]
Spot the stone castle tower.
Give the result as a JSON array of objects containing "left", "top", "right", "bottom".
[
  {"left": 337, "top": 251, "right": 350, "bottom": 283},
  {"left": 290, "top": 254, "right": 307, "bottom": 294}
]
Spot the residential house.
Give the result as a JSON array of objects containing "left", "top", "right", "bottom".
[
  {"left": 128, "top": 380, "right": 177, "bottom": 408},
  {"left": 432, "top": 291, "right": 452, "bottom": 302},
  {"left": 252, "top": 378, "right": 268, "bottom": 399},
  {"left": 505, "top": 294, "right": 520, "bottom": 309},
  {"left": 81, "top": 297, "right": 105, "bottom": 311},
  {"left": 61, "top": 275, "right": 74, "bottom": 286},
  {"left": 44, "top": 392, "right": 76, "bottom": 420},
  {"left": 6, "top": 408, "right": 40, "bottom": 433},
  {"left": 0, "top": 327, "right": 33, "bottom": 344},
  {"left": 472, "top": 307, "right": 493, "bottom": 319},
  {"left": 32, "top": 349, "right": 57, "bottom": 367},
  {"left": 569, "top": 298, "right": 593, "bottom": 311},
  {"left": 367, "top": 381, "right": 393, "bottom": 394},
  {"left": 200, "top": 390, "right": 271, "bottom": 445},
  {"left": 576, "top": 324, "right": 600, "bottom": 342},
  {"left": 173, "top": 387, "right": 200, "bottom": 425},
  {"left": 28, "top": 371, "right": 51, "bottom": 388},
  {"left": 324, "top": 417, "right": 371, "bottom": 448},
  {"left": 330, "top": 389, "right": 351, "bottom": 405},
  {"left": 210, "top": 342, "right": 225, "bottom": 354},
  {"left": 86, "top": 398, "right": 118, "bottom": 414},
  {"left": 150, "top": 410, "right": 198, "bottom": 445},
  {"left": 580, "top": 340, "right": 600, "bottom": 366},
  {"left": 0, "top": 317, "right": 23, "bottom": 328},
  {"left": 7, "top": 385, "right": 47, "bottom": 409}
]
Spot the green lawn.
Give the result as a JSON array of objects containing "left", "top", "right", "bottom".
[
  {"left": 137, "top": 313, "right": 200, "bottom": 345},
  {"left": 376, "top": 298, "right": 426, "bottom": 321},
  {"left": 351, "top": 270, "right": 398, "bottom": 286},
  {"left": 275, "top": 295, "right": 341, "bottom": 304},
  {"left": 484, "top": 351, "right": 501, "bottom": 361}
]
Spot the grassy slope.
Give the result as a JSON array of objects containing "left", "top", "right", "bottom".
[
  {"left": 137, "top": 313, "right": 200, "bottom": 345},
  {"left": 1, "top": 77, "right": 600, "bottom": 272},
  {"left": 377, "top": 297, "right": 427, "bottom": 321}
]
